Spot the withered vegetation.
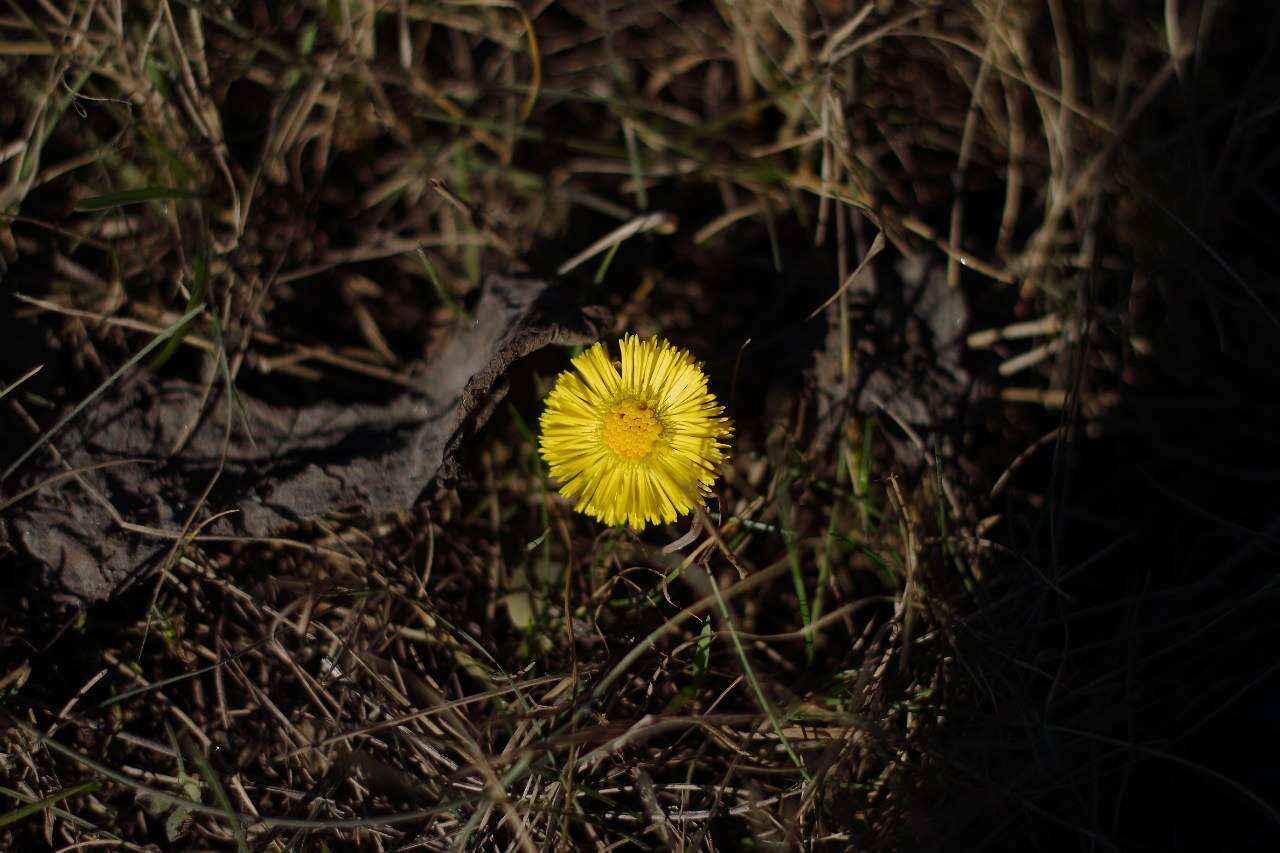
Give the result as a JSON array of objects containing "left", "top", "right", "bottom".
[{"left": 2, "top": 1, "right": 1278, "bottom": 850}]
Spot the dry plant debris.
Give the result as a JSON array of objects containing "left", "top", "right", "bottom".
[
  {"left": 7, "top": 274, "right": 610, "bottom": 604},
  {"left": 2, "top": 1, "right": 1278, "bottom": 851}
]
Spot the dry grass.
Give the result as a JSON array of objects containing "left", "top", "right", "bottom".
[{"left": 2, "top": 1, "right": 1279, "bottom": 850}]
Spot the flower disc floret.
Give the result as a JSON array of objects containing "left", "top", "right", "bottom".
[
  {"left": 602, "top": 401, "right": 662, "bottom": 460},
  {"left": 538, "top": 335, "right": 732, "bottom": 529}
]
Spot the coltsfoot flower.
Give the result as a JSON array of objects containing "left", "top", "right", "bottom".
[{"left": 538, "top": 335, "right": 732, "bottom": 529}]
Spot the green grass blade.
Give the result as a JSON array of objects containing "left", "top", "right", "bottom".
[
  {"left": 0, "top": 781, "right": 100, "bottom": 829},
  {"left": 812, "top": 437, "right": 849, "bottom": 638},
  {"left": 186, "top": 738, "right": 248, "bottom": 853},
  {"left": 149, "top": 251, "right": 206, "bottom": 371},
  {"left": 707, "top": 571, "right": 810, "bottom": 781},
  {"left": 75, "top": 186, "right": 204, "bottom": 210},
  {"left": 593, "top": 239, "right": 622, "bottom": 284},
  {"left": 623, "top": 117, "right": 649, "bottom": 210},
  {"left": 416, "top": 247, "right": 472, "bottom": 321}
]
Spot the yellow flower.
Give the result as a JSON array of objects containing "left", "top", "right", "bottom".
[{"left": 538, "top": 335, "right": 732, "bottom": 529}]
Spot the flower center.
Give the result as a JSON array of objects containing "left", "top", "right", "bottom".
[{"left": 602, "top": 401, "right": 663, "bottom": 460}]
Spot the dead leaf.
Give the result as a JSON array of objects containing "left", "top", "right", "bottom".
[{"left": 5, "top": 275, "right": 610, "bottom": 604}]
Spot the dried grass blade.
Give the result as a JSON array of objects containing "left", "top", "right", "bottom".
[{"left": 806, "top": 231, "right": 885, "bottom": 321}]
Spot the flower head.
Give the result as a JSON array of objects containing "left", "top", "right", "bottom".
[{"left": 538, "top": 335, "right": 732, "bottom": 529}]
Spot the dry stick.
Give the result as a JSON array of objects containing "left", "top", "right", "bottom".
[
  {"left": 555, "top": 212, "right": 676, "bottom": 276},
  {"left": 0, "top": 458, "right": 144, "bottom": 515},
  {"left": 266, "top": 67, "right": 327, "bottom": 176},
  {"left": 430, "top": 178, "right": 517, "bottom": 258},
  {"left": 276, "top": 236, "right": 496, "bottom": 282},
  {"left": 997, "top": 335, "right": 1068, "bottom": 377},
  {"left": 574, "top": 717, "right": 739, "bottom": 774},
  {"left": 967, "top": 313, "right": 1062, "bottom": 348},
  {"left": 825, "top": 6, "right": 930, "bottom": 67},
  {"left": 1047, "top": 0, "right": 1078, "bottom": 182},
  {"left": 989, "top": 427, "right": 1068, "bottom": 500},
  {"left": 947, "top": 0, "right": 1004, "bottom": 289},
  {"left": 692, "top": 202, "right": 763, "bottom": 245},
  {"left": 416, "top": 507, "right": 436, "bottom": 598},
  {"left": 662, "top": 511, "right": 703, "bottom": 555},
  {"left": 814, "top": 81, "right": 833, "bottom": 246},
  {"left": 806, "top": 230, "right": 886, "bottom": 321},
  {"left": 691, "top": 503, "right": 749, "bottom": 581},
  {"left": 50, "top": 669, "right": 110, "bottom": 736},
  {"left": 171, "top": 558, "right": 401, "bottom": 721},
  {"left": 816, "top": 2, "right": 875, "bottom": 64},
  {"left": 570, "top": 785, "right": 801, "bottom": 825},
  {"left": 996, "top": 40, "right": 1026, "bottom": 259},
  {"left": 836, "top": 179, "right": 851, "bottom": 385}
]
